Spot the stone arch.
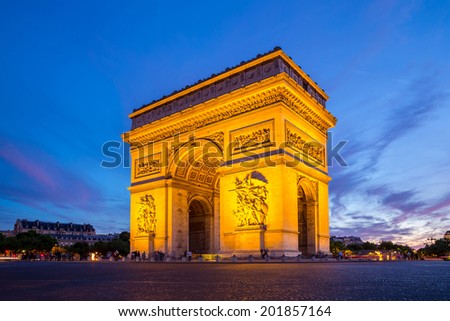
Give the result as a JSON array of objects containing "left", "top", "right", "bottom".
[
  {"left": 297, "top": 178, "right": 317, "bottom": 255},
  {"left": 167, "top": 138, "right": 221, "bottom": 256},
  {"left": 188, "top": 195, "right": 213, "bottom": 254}
]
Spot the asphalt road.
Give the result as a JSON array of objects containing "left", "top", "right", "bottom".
[{"left": 0, "top": 260, "right": 448, "bottom": 301}]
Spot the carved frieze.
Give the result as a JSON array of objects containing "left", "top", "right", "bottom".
[
  {"left": 137, "top": 194, "right": 157, "bottom": 234},
  {"left": 230, "top": 120, "right": 274, "bottom": 154},
  {"left": 127, "top": 86, "right": 334, "bottom": 148},
  {"left": 233, "top": 128, "right": 271, "bottom": 151},
  {"left": 286, "top": 123, "right": 324, "bottom": 165},
  {"left": 135, "top": 153, "right": 161, "bottom": 178},
  {"left": 232, "top": 171, "right": 269, "bottom": 227}
]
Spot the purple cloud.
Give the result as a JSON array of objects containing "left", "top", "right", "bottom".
[
  {"left": 0, "top": 139, "right": 104, "bottom": 213},
  {"left": 328, "top": 73, "right": 449, "bottom": 247}
]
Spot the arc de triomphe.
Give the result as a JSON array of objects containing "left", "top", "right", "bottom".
[{"left": 123, "top": 47, "right": 337, "bottom": 258}]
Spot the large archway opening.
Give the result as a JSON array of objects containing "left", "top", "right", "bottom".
[
  {"left": 168, "top": 137, "right": 221, "bottom": 256},
  {"left": 188, "top": 199, "right": 212, "bottom": 254}
]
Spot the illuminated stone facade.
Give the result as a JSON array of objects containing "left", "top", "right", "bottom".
[{"left": 123, "top": 48, "right": 337, "bottom": 257}]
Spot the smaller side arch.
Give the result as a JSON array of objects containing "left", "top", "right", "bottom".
[
  {"left": 297, "top": 178, "right": 317, "bottom": 255},
  {"left": 297, "top": 177, "right": 317, "bottom": 202}
]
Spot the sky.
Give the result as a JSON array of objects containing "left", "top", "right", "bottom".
[{"left": 0, "top": 1, "right": 449, "bottom": 248}]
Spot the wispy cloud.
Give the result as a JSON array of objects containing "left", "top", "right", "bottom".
[
  {"left": 0, "top": 138, "right": 104, "bottom": 213},
  {"left": 422, "top": 193, "right": 450, "bottom": 214},
  {"left": 329, "top": 72, "right": 449, "bottom": 247}
]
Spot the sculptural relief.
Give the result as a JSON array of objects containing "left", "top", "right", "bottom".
[
  {"left": 232, "top": 171, "right": 269, "bottom": 227},
  {"left": 137, "top": 194, "right": 157, "bottom": 234}
]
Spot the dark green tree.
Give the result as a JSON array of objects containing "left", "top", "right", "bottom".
[
  {"left": 118, "top": 231, "right": 130, "bottom": 242},
  {"left": 419, "top": 239, "right": 449, "bottom": 257},
  {"left": 91, "top": 241, "right": 108, "bottom": 256},
  {"left": 347, "top": 243, "right": 363, "bottom": 252},
  {"left": 379, "top": 241, "right": 396, "bottom": 251},
  {"left": 0, "top": 234, "right": 6, "bottom": 253},
  {"left": 432, "top": 239, "right": 450, "bottom": 256},
  {"left": 70, "top": 242, "right": 90, "bottom": 260},
  {"left": 330, "top": 240, "right": 346, "bottom": 255},
  {"left": 107, "top": 236, "right": 130, "bottom": 257},
  {"left": 15, "top": 231, "right": 56, "bottom": 253},
  {"left": 3, "top": 236, "right": 19, "bottom": 253},
  {"left": 361, "top": 241, "right": 378, "bottom": 250}
]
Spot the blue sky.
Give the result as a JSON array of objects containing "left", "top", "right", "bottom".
[{"left": 1, "top": 1, "right": 449, "bottom": 247}]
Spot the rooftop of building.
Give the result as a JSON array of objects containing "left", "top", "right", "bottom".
[{"left": 15, "top": 219, "right": 95, "bottom": 233}]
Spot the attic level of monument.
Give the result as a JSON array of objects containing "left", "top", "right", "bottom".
[{"left": 130, "top": 47, "right": 331, "bottom": 131}]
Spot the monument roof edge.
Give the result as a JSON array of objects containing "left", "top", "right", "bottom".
[{"left": 129, "top": 47, "right": 328, "bottom": 119}]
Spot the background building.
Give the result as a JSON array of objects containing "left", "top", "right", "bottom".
[
  {"left": 13, "top": 219, "right": 117, "bottom": 246},
  {"left": 0, "top": 230, "right": 14, "bottom": 237},
  {"left": 330, "top": 236, "right": 364, "bottom": 246}
]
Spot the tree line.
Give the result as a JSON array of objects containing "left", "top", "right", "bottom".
[
  {"left": 0, "top": 231, "right": 130, "bottom": 260},
  {"left": 417, "top": 239, "right": 449, "bottom": 257},
  {"left": 330, "top": 238, "right": 449, "bottom": 258}
]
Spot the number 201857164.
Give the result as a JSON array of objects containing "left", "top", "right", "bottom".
[{"left": 260, "top": 305, "right": 331, "bottom": 317}]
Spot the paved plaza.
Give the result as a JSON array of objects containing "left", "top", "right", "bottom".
[{"left": 0, "top": 260, "right": 448, "bottom": 301}]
